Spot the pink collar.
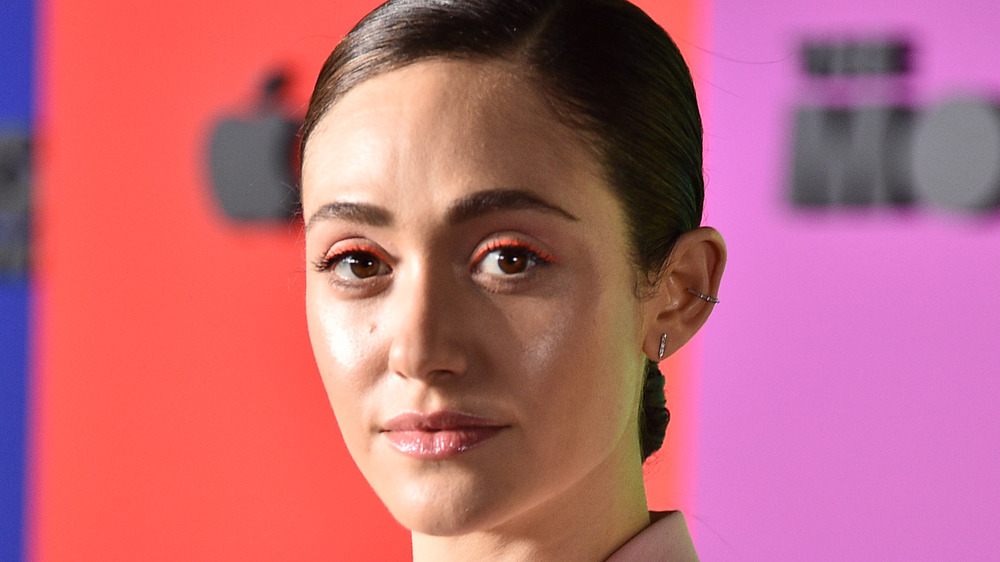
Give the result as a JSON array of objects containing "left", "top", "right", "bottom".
[{"left": 605, "top": 511, "right": 698, "bottom": 561}]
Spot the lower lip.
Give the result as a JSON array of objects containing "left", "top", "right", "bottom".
[{"left": 383, "top": 427, "right": 503, "bottom": 459}]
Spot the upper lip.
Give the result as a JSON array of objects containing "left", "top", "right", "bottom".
[{"left": 381, "top": 411, "right": 507, "bottom": 432}]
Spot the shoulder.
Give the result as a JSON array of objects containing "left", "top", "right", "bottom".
[{"left": 605, "top": 511, "right": 698, "bottom": 562}]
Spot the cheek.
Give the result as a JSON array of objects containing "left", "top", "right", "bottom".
[
  {"left": 556, "top": 285, "right": 643, "bottom": 447},
  {"left": 506, "top": 280, "right": 641, "bottom": 441},
  {"left": 306, "top": 278, "right": 379, "bottom": 371},
  {"left": 312, "top": 300, "right": 367, "bottom": 373},
  {"left": 305, "top": 286, "right": 382, "bottom": 428},
  {"left": 519, "top": 304, "right": 571, "bottom": 372}
]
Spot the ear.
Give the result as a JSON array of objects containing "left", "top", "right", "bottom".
[{"left": 641, "top": 227, "right": 727, "bottom": 361}]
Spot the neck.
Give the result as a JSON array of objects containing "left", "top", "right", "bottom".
[{"left": 411, "top": 443, "right": 649, "bottom": 562}]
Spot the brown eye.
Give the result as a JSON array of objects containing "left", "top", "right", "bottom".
[
  {"left": 478, "top": 247, "right": 538, "bottom": 276},
  {"left": 332, "top": 252, "right": 391, "bottom": 280},
  {"left": 496, "top": 249, "right": 530, "bottom": 274}
]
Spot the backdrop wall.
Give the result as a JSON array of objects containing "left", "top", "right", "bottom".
[
  {"left": 697, "top": 1, "right": 1000, "bottom": 559},
  {"left": 27, "top": 1, "right": 701, "bottom": 559},
  {"left": 0, "top": 0, "right": 34, "bottom": 557},
  {"left": 19, "top": 0, "right": 1000, "bottom": 560}
]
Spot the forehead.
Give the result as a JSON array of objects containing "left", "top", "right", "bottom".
[{"left": 300, "top": 59, "right": 604, "bottom": 213}]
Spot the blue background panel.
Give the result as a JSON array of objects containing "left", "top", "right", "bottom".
[
  {"left": 1, "top": 0, "right": 34, "bottom": 559},
  {"left": 0, "top": 278, "right": 29, "bottom": 560}
]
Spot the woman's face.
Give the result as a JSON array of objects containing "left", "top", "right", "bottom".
[{"left": 302, "top": 59, "right": 651, "bottom": 536}]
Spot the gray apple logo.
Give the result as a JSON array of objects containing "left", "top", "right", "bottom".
[{"left": 208, "top": 71, "right": 301, "bottom": 221}]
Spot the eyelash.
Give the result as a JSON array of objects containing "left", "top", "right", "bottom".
[
  {"left": 313, "top": 244, "right": 393, "bottom": 279},
  {"left": 312, "top": 237, "right": 557, "bottom": 287},
  {"left": 470, "top": 238, "right": 557, "bottom": 277}
]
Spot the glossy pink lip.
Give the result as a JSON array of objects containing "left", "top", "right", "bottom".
[{"left": 381, "top": 411, "right": 507, "bottom": 460}]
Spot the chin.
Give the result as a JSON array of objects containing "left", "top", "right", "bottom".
[
  {"left": 395, "top": 509, "right": 490, "bottom": 537},
  {"left": 378, "top": 473, "right": 517, "bottom": 537}
]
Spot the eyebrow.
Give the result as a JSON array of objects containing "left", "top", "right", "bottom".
[
  {"left": 445, "top": 189, "right": 580, "bottom": 224},
  {"left": 305, "top": 201, "right": 392, "bottom": 231},
  {"left": 306, "top": 188, "right": 579, "bottom": 231}
]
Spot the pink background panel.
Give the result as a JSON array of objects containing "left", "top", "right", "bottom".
[{"left": 695, "top": 0, "right": 1000, "bottom": 559}]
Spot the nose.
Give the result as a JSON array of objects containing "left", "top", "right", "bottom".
[{"left": 386, "top": 262, "right": 469, "bottom": 382}]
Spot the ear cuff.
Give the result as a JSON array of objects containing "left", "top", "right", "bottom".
[{"left": 686, "top": 288, "right": 720, "bottom": 304}]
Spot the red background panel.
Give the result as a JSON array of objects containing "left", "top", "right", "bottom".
[
  {"left": 637, "top": 0, "right": 708, "bottom": 518},
  {"left": 30, "top": 0, "right": 701, "bottom": 559}
]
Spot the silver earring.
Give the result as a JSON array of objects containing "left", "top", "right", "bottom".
[
  {"left": 687, "top": 288, "right": 720, "bottom": 304},
  {"left": 658, "top": 334, "right": 667, "bottom": 360}
]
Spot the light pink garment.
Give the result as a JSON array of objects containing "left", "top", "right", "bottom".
[{"left": 605, "top": 511, "right": 698, "bottom": 561}]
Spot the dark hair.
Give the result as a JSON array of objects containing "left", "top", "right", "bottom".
[{"left": 301, "top": 0, "right": 704, "bottom": 462}]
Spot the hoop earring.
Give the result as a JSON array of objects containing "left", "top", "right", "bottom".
[{"left": 658, "top": 334, "right": 667, "bottom": 360}]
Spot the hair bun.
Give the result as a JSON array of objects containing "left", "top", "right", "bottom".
[{"left": 639, "top": 359, "right": 669, "bottom": 461}]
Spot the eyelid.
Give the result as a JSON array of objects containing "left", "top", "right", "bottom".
[
  {"left": 470, "top": 237, "right": 558, "bottom": 267},
  {"left": 313, "top": 240, "right": 394, "bottom": 273},
  {"left": 325, "top": 242, "right": 392, "bottom": 264}
]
